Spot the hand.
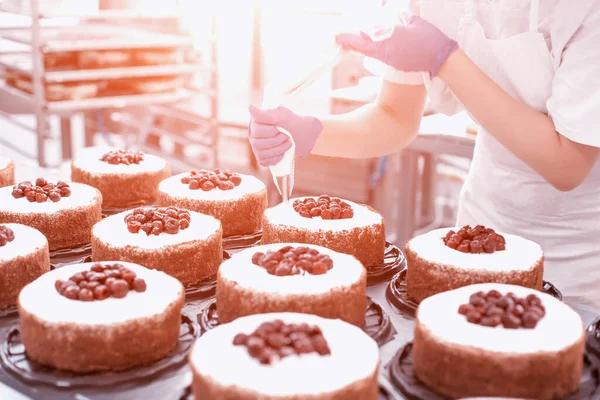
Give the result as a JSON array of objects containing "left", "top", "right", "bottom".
[
  {"left": 336, "top": 15, "right": 458, "bottom": 78},
  {"left": 248, "top": 105, "right": 323, "bottom": 167}
]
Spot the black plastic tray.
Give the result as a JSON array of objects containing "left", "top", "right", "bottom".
[
  {"left": 197, "top": 297, "right": 396, "bottom": 347},
  {"left": 389, "top": 327, "right": 600, "bottom": 400},
  {"left": 386, "top": 268, "right": 563, "bottom": 318},
  {"left": 367, "top": 241, "right": 406, "bottom": 286},
  {"left": 0, "top": 315, "right": 199, "bottom": 389}
]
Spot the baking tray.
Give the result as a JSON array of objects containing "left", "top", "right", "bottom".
[
  {"left": 0, "top": 54, "right": 208, "bottom": 83},
  {"left": 4, "top": 25, "right": 194, "bottom": 52},
  {"left": 386, "top": 268, "right": 563, "bottom": 318},
  {"left": 197, "top": 297, "right": 396, "bottom": 347}
]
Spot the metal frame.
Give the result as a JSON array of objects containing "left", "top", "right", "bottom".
[{"left": 0, "top": 0, "right": 216, "bottom": 167}]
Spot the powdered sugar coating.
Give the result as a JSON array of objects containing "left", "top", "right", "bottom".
[
  {"left": 0, "top": 223, "right": 47, "bottom": 263},
  {"left": 159, "top": 172, "right": 266, "bottom": 201},
  {"left": 418, "top": 283, "right": 583, "bottom": 354},
  {"left": 19, "top": 261, "right": 183, "bottom": 325},
  {"left": 190, "top": 312, "right": 379, "bottom": 397},
  {"left": 264, "top": 197, "right": 382, "bottom": 232},
  {"left": 408, "top": 227, "right": 542, "bottom": 272},
  {"left": 72, "top": 146, "right": 167, "bottom": 175},
  {"left": 0, "top": 182, "right": 99, "bottom": 214},
  {"left": 219, "top": 243, "right": 364, "bottom": 295},
  {"left": 92, "top": 209, "right": 221, "bottom": 250}
]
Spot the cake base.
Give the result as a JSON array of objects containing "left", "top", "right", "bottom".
[
  {"left": 217, "top": 276, "right": 367, "bottom": 327},
  {"left": 192, "top": 369, "right": 380, "bottom": 400},
  {"left": 390, "top": 340, "right": 598, "bottom": 400},
  {"left": 412, "top": 321, "right": 585, "bottom": 399},
  {"left": 91, "top": 231, "right": 223, "bottom": 287},
  {"left": 72, "top": 164, "right": 170, "bottom": 209},
  {"left": 0, "top": 247, "right": 50, "bottom": 310},
  {"left": 413, "top": 321, "right": 585, "bottom": 399},
  {"left": 261, "top": 218, "right": 385, "bottom": 268},
  {"left": 157, "top": 188, "right": 267, "bottom": 238},
  {"left": 405, "top": 247, "right": 544, "bottom": 303},
  {"left": 18, "top": 293, "right": 184, "bottom": 373},
  {"left": 0, "top": 161, "right": 14, "bottom": 188}
]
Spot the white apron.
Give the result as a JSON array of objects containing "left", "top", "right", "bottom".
[{"left": 422, "top": 0, "right": 600, "bottom": 308}]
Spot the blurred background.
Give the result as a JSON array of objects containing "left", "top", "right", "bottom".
[{"left": 0, "top": 0, "right": 475, "bottom": 247}]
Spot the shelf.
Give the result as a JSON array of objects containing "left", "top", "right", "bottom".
[
  {"left": 0, "top": 83, "right": 196, "bottom": 114},
  {"left": 3, "top": 25, "right": 194, "bottom": 52},
  {"left": 0, "top": 4, "right": 184, "bottom": 20},
  {"left": 0, "top": 54, "right": 209, "bottom": 82}
]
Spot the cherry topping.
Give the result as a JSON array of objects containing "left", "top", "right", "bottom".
[
  {"left": 443, "top": 225, "right": 506, "bottom": 254},
  {"left": 0, "top": 225, "right": 15, "bottom": 247},
  {"left": 100, "top": 150, "right": 144, "bottom": 165},
  {"left": 292, "top": 195, "right": 354, "bottom": 220},
  {"left": 11, "top": 179, "right": 71, "bottom": 203},
  {"left": 124, "top": 207, "right": 191, "bottom": 236},
  {"left": 180, "top": 168, "right": 242, "bottom": 192}
]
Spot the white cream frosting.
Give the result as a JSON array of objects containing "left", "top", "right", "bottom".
[
  {"left": 417, "top": 283, "right": 584, "bottom": 354},
  {"left": 72, "top": 146, "right": 167, "bottom": 176},
  {"left": 0, "top": 223, "right": 48, "bottom": 263},
  {"left": 0, "top": 182, "right": 99, "bottom": 214},
  {"left": 264, "top": 197, "right": 382, "bottom": 232},
  {"left": 92, "top": 209, "right": 221, "bottom": 250},
  {"left": 19, "top": 261, "right": 183, "bottom": 325},
  {"left": 219, "top": 243, "right": 365, "bottom": 295},
  {"left": 0, "top": 156, "right": 10, "bottom": 170},
  {"left": 190, "top": 312, "right": 379, "bottom": 397},
  {"left": 159, "top": 172, "right": 266, "bottom": 202},
  {"left": 408, "top": 227, "right": 543, "bottom": 272}
]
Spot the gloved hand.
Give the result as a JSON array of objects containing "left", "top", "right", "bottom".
[
  {"left": 336, "top": 15, "right": 458, "bottom": 78},
  {"left": 248, "top": 105, "right": 323, "bottom": 167}
]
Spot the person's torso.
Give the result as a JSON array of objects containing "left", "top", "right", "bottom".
[{"left": 418, "top": 0, "right": 600, "bottom": 304}]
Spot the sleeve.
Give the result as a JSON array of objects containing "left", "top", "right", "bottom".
[{"left": 546, "top": 4, "right": 600, "bottom": 147}]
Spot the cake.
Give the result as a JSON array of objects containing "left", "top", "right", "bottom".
[
  {"left": 0, "top": 156, "right": 14, "bottom": 187},
  {"left": 190, "top": 312, "right": 380, "bottom": 400},
  {"left": 261, "top": 195, "right": 385, "bottom": 267},
  {"left": 18, "top": 261, "right": 184, "bottom": 372},
  {"left": 91, "top": 206, "right": 223, "bottom": 286},
  {"left": 78, "top": 49, "right": 132, "bottom": 69},
  {"left": 0, "top": 178, "right": 102, "bottom": 251},
  {"left": 406, "top": 226, "right": 544, "bottom": 303},
  {"left": 413, "top": 283, "right": 585, "bottom": 399},
  {"left": 157, "top": 169, "right": 267, "bottom": 237},
  {"left": 71, "top": 147, "right": 171, "bottom": 209},
  {"left": 0, "top": 224, "right": 50, "bottom": 309},
  {"left": 133, "top": 48, "right": 183, "bottom": 66},
  {"left": 217, "top": 243, "right": 367, "bottom": 326}
]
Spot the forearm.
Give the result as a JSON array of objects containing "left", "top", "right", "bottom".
[
  {"left": 311, "top": 85, "right": 427, "bottom": 158},
  {"left": 438, "top": 50, "right": 598, "bottom": 191}
]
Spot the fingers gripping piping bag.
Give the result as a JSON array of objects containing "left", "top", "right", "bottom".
[{"left": 261, "top": 46, "right": 343, "bottom": 203}]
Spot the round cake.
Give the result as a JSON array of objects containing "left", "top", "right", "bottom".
[
  {"left": 190, "top": 312, "right": 380, "bottom": 400},
  {"left": 406, "top": 226, "right": 544, "bottom": 303},
  {"left": 157, "top": 169, "right": 267, "bottom": 237},
  {"left": 18, "top": 261, "right": 184, "bottom": 372},
  {"left": 262, "top": 195, "right": 385, "bottom": 268},
  {"left": 217, "top": 243, "right": 367, "bottom": 326},
  {"left": 0, "top": 224, "right": 49, "bottom": 309},
  {"left": 0, "top": 178, "right": 102, "bottom": 251},
  {"left": 413, "top": 283, "right": 585, "bottom": 399},
  {"left": 0, "top": 156, "right": 15, "bottom": 187},
  {"left": 71, "top": 147, "right": 171, "bottom": 209},
  {"left": 91, "top": 206, "right": 223, "bottom": 286}
]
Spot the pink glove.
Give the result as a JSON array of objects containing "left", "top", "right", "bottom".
[
  {"left": 248, "top": 105, "right": 323, "bottom": 167},
  {"left": 336, "top": 15, "right": 458, "bottom": 78}
]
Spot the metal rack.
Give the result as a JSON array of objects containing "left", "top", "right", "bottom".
[{"left": 0, "top": 0, "right": 218, "bottom": 167}]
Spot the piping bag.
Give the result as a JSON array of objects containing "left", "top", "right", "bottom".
[{"left": 261, "top": 45, "right": 343, "bottom": 203}]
